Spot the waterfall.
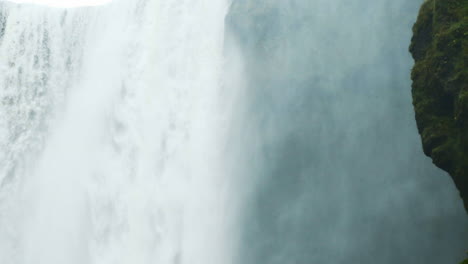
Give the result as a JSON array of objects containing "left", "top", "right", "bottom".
[
  {"left": 3, "top": 0, "right": 468, "bottom": 264},
  {"left": 0, "top": 1, "right": 235, "bottom": 264}
]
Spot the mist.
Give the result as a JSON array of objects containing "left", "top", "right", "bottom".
[{"left": 224, "top": 0, "right": 468, "bottom": 263}]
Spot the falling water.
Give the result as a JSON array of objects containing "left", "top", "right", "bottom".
[
  {"left": 0, "top": 1, "right": 235, "bottom": 264},
  {"left": 2, "top": 0, "right": 468, "bottom": 263}
]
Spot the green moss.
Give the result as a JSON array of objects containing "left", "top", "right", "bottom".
[
  {"left": 410, "top": 0, "right": 468, "bottom": 208},
  {"left": 411, "top": 3, "right": 468, "bottom": 260}
]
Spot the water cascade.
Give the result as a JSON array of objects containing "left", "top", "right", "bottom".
[
  {"left": 0, "top": 1, "right": 235, "bottom": 264},
  {"left": 1, "top": 0, "right": 468, "bottom": 263}
]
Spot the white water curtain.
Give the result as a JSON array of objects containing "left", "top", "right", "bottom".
[{"left": 0, "top": 1, "right": 237, "bottom": 263}]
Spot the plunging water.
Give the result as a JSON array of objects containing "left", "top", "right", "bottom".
[
  {"left": 0, "top": 1, "right": 234, "bottom": 263},
  {"left": 3, "top": 0, "right": 468, "bottom": 263}
]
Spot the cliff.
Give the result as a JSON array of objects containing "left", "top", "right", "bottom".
[{"left": 410, "top": 0, "right": 468, "bottom": 211}]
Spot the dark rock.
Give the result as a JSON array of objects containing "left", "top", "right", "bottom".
[{"left": 410, "top": 0, "right": 468, "bottom": 212}]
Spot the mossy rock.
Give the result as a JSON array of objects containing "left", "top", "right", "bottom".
[{"left": 410, "top": 0, "right": 468, "bottom": 209}]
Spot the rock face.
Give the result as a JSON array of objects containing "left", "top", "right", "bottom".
[{"left": 410, "top": 0, "right": 468, "bottom": 211}]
